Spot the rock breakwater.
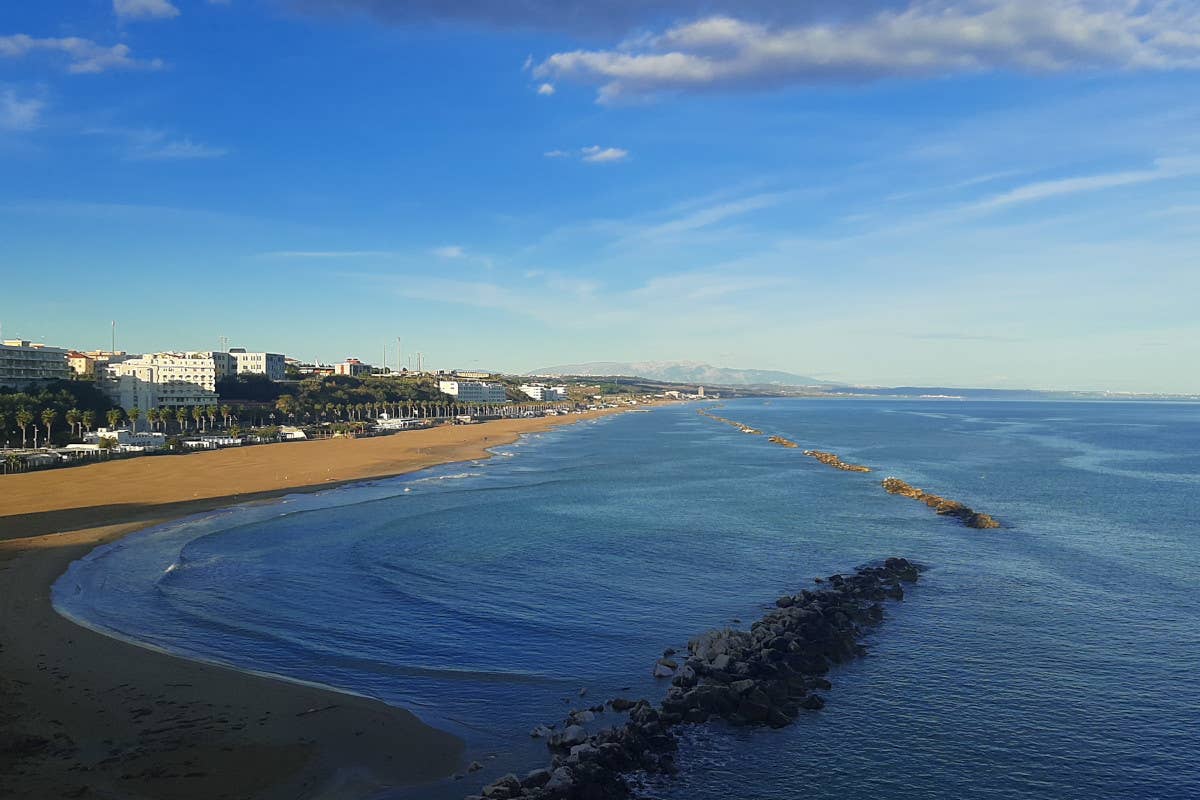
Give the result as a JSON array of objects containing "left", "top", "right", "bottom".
[
  {"left": 881, "top": 477, "right": 1000, "bottom": 529},
  {"left": 696, "top": 409, "right": 762, "bottom": 435},
  {"left": 768, "top": 435, "right": 799, "bottom": 448},
  {"left": 802, "top": 450, "right": 872, "bottom": 473},
  {"left": 466, "top": 557, "right": 923, "bottom": 800}
]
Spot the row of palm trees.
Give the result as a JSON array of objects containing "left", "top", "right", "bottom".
[
  {"left": 0, "top": 403, "right": 254, "bottom": 449},
  {"left": 3, "top": 395, "right": 578, "bottom": 450},
  {"left": 274, "top": 396, "right": 573, "bottom": 425},
  {"left": 0, "top": 407, "right": 73, "bottom": 449}
]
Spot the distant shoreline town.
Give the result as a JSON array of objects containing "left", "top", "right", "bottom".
[{"left": 0, "top": 339, "right": 710, "bottom": 475}]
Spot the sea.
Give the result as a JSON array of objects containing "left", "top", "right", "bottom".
[{"left": 52, "top": 399, "right": 1200, "bottom": 800}]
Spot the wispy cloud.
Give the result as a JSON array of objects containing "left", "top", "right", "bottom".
[
  {"left": 966, "top": 157, "right": 1200, "bottom": 213},
  {"left": 0, "top": 88, "right": 44, "bottom": 131},
  {"left": 534, "top": 2, "right": 1200, "bottom": 102},
  {"left": 544, "top": 145, "right": 630, "bottom": 163},
  {"left": 113, "top": 0, "right": 181, "bottom": 21},
  {"left": 88, "top": 127, "right": 228, "bottom": 160},
  {"left": 0, "top": 34, "right": 164, "bottom": 74},
  {"left": 432, "top": 244, "right": 466, "bottom": 258},
  {"left": 260, "top": 250, "right": 394, "bottom": 258},
  {"left": 581, "top": 145, "right": 628, "bottom": 163}
]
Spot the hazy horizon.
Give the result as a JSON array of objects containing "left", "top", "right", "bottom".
[{"left": 3, "top": 1, "right": 1199, "bottom": 392}]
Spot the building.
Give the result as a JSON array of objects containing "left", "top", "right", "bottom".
[
  {"left": 66, "top": 350, "right": 129, "bottom": 378},
  {"left": 228, "top": 348, "right": 286, "bottom": 381},
  {"left": 101, "top": 351, "right": 235, "bottom": 411},
  {"left": 78, "top": 427, "right": 167, "bottom": 451},
  {"left": 519, "top": 383, "right": 568, "bottom": 401},
  {"left": 334, "top": 358, "right": 372, "bottom": 377},
  {"left": 66, "top": 351, "right": 95, "bottom": 377},
  {"left": 439, "top": 380, "right": 508, "bottom": 403},
  {"left": 0, "top": 340, "right": 70, "bottom": 388}
]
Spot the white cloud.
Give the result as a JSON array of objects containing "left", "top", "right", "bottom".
[
  {"left": 0, "top": 89, "right": 44, "bottom": 131},
  {"left": 113, "top": 0, "right": 181, "bottom": 20},
  {"left": 536, "top": 82, "right": 556, "bottom": 95},
  {"left": 581, "top": 145, "right": 629, "bottom": 163},
  {"left": 544, "top": 145, "right": 630, "bottom": 163},
  {"left": 534, "top": 2, "right": 1200, "bottom": 102},
  {"left": 432, "top": 245, "right": 466, "bottom": 258},
  {"left": 0, "top": 34, "right": 164, "bottom": 74}
]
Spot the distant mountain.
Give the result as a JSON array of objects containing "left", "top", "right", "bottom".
[{"left": 528, "top": 361, "right": 825, "bottom": 387}]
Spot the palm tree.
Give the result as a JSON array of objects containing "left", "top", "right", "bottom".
[
  {"left": 16, "top": 408, "right": 33, "bottom": 448},
  {"left": 192, "top": 405, "right": 204, "bottom": 432},
  {"left": 82, "top": 410, "right": 96, "bottom": 434},
  {"left": 41, "top": 408, "right": 57, "bottom": 445},
  {"left": 128, "top": 407, "right": 141, "bottom": 434},
  {"left": 146, "top": 408, "right": 160, "bottom": 433},
  {"left": 206, "top": 405, "right": 217, "bottom": 431},
  {"left": 106, "top": 407, "right": 123, "bottom": 430},
  {"left": 66, "top": 408, "right": 81, "bottom": 438},
  {"left": 0, "top": 411, "right": 7, "bottom": 446},
  {"left": 176, "top": 406, "right": 189, "bottom": 432},
  {"left": 220, "top": 404, "right": 231, "bottom": 429}
]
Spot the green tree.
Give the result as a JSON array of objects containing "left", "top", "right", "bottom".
[
  {"left": 146, "top": 407, "right": 160, "bottom": 432},
  {"left": 176, "top": 406, "right": 189, "bottom": 432},
  {"left": 128, "top": 407, "right": 141, "bottom": 434},
  {"left": 41, "top": 408, "right": 57, "bottom": 445},
  {"left": 16, "top": 407, "right": 33, "bottom": 448},
  {"left": 275, "top": 394, "right": 297, "bottom": 420},
  {"left": 106, "top": 407, "right": 124, "bottom": 430},
  {"left": 206, "top": 404, "right": 217, "bottom": 431},
  {"left": 82, "top": 409, "right": 96, "bottom": 434},
  {"left": 193, "top": 405, "right": 204, "bottom": 432},
  {"left": 220, "top": 404, "right": 231, "bottom": 429}
]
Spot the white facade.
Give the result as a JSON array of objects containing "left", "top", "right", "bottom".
[
  {"left": 439, "top": 380, "right": 508, "bottom": 403},
  {"left": 229, "top": 349, "right": 285, "bottom": 381},
  {"left": 0, "top": 340, "right": 70, "bottom": 388},
  {"left": 82, "top": 427, "right": 167, "bottom": 451},
  {"left": 519, "top": 383, "right": 568, "bottom": 401},
  {"left": 102, "top": 351, "right": 234, "bottom": 410}
]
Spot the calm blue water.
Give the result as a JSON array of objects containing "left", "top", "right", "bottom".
[{"left": 53, "top": 400, "right": 1200, "bottom": 799}]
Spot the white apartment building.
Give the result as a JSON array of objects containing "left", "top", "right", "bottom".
[
  {"left": 519, "top": 383, "right": 568, "bottom": 401},
  {"left": 228, "top": 348, "right": 286, "bottom": 380},
  {"left": 439, "top": 380, "right": 508, "bottom": 403},
  {"left": 102, "top": 351, "right": 235, "bottom": 410},
  {"left": 0, "top": 340, "right": 70, "bottom": 388}
]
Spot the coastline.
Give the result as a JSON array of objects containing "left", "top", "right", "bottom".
[{"left": 0, "top": 408, "right": 633, "bottom": 800}]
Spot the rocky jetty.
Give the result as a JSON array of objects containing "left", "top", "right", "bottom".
[
  {"left": 465, "top": 558, "right": 923, "bottom": 800},
  {"left": 881, "top": 477, "right": 1000, "bottom": 529},
  {"left": 768, "top": 435, "right": 799, "bottom": 448},
  {"left": 802, "top": 449, "right": 872, "bottom": 473},
  {"left": 697, "top": 409, "right": 761, "bottom": 435}
]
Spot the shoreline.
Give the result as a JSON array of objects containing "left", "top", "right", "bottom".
[{"left": 0, "top": 408, "right": 636, "bottom": 800}]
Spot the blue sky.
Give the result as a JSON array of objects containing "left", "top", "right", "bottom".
[{"left": 2, "top": 1, "right": 1199, "bottom": 391}]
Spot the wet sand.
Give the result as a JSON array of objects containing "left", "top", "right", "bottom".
[{"left": 0, "top": 410, "right": 629, "bottom": 799}]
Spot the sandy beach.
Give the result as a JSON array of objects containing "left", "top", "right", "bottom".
[{"left": 0, "top": 409, "right": 628, "bottom": 799}]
